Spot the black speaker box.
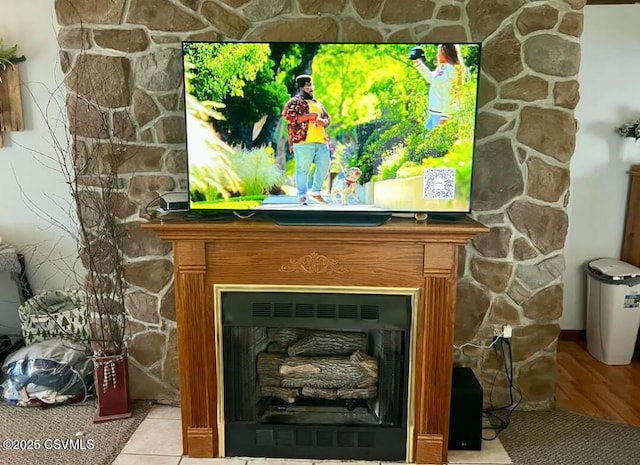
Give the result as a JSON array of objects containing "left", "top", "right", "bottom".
[{"left": 449, "top": 366, "right": 483, "bottom": 451}]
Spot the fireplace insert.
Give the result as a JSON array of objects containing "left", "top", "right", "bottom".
[{"left": 220, "top": 291, "right": 412, "bottom": 461}]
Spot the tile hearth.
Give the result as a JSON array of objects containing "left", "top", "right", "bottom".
[{"left": 111, "top": 405, "right": 511, "bottom": 465}]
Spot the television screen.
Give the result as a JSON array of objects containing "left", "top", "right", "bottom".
[{"left": 181, "top": 41, "right": 481, "bottom": 224}]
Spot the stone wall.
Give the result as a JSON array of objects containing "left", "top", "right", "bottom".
[{"left": 54, "top": 0, "right": 584, "bottom": 408}]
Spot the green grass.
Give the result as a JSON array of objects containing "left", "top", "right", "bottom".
[{"left": 191, "top": 195, "right": 266, "bottom": 209}]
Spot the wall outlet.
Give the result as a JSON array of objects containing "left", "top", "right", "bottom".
[
  {"left": 493, "top": 326, "right": 503, "bottom": 337},
  {"left": 502, "top": 324, "right": 512, "bottom": 338}
]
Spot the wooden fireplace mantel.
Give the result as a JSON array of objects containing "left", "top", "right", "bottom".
[{"left": 143, "top": 215, "right": 488, "bottom": 465}]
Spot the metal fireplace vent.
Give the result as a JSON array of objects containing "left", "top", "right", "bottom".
[
  {"left": 251, "top": 302, "right": 380, "bottom": 321},
  {"left": 223, "top": 292, "right": 408, "bottom": 331}
]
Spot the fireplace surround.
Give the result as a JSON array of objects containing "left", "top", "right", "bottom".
[{"left": 143, "top": 216, "right": 487, "bottom": 464}]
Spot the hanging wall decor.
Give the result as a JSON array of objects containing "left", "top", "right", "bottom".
[{"left": 0, "top": 40, "right": 25, "bottom": 147}]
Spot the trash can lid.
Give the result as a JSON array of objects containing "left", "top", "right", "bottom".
[{"left": 588, "top": 258, "right": 640, "bottom": 280}]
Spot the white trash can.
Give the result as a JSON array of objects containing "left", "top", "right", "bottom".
[{"left": 586, "top": 258, "right": 640, "bottom": 365}]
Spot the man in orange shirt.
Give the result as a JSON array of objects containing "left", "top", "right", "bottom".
[{"left": 282, "top": 74, "right": 331, "bottom": 205}]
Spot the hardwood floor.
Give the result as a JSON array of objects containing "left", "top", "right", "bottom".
[{"left": 555, "top": 339, "right": 640, "bottom": 427}]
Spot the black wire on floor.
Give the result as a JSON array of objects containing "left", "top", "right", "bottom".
[{"left": 482, "top": 338, "right": 522, "bottom": 440}]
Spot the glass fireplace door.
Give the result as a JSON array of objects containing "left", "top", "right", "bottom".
[{"left": 221, "top": 292, "right": 411, "bottom": 461}]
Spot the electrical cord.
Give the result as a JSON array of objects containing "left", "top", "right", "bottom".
[
  {"left": 485, "top": 340, "right": 515, "bottom": 412},
  {"left": 144, "top": 194, "right": 163, "bottom": 217},
  {"left": 481, "top": 338, "right": 522, "bottom": 440},
  {"left": 454, "top": 336, "right": 501, "bottom": 352},
  {"left": 233, "top": 211, "right": 256, "bottom": 219},
  {"left": 143, "top": 194, "right": 257, "bottom": 220}
]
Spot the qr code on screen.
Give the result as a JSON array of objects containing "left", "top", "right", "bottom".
[{"left": 422, "top": 168, "right": 456, "bottom": 200}]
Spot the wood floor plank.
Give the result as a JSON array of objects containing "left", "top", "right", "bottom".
[
  {"left": 555, "top": 381, "right": 603, "bottom": 418},
  {"left": 555, "top": 340, "right": 640, "bottom": 428}
]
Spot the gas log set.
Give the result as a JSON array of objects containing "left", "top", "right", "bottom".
[{"left": 257, "top": 329, "right": 378, "bottom": 405}]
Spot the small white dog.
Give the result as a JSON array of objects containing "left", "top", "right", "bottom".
[{"left": 331, "top": 167, "right": 362, "bottom": 205}]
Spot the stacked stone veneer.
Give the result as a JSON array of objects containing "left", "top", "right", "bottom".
[{"left": 54, "top": 0, "right": 584, "bottom": 408}]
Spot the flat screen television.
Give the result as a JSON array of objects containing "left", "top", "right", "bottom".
[{"left": 181, "top": 41, "right": 481, "bottom": 225}]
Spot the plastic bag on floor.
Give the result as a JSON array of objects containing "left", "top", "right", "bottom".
[{"left": 1, "top": 338, "right": 94, "bottom": 406}]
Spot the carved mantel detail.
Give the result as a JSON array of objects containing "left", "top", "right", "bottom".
[{"left": 280, "top": 252, "right": 346, "bottom": 274}]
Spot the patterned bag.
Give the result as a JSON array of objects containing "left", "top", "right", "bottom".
[{"left": 18, "top": 290, "right": 89, "bottom": 345}]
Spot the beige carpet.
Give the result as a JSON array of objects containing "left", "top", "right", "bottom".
[
  {"left": 500, "top": 409, "right": 640, "bottom": 465},
  {"left": 0, "top": 399, "right": 152, "bottom": 465}
]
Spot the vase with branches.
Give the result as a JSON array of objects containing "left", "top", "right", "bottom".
[
  {"left": 69, "top": 90, "right": 133, "bottom": 423},
  {"left": 33, "top": 39, "right": 135, "bottom": 422}
]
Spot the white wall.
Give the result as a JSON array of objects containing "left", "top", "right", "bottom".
[
  {"left": 562, "top": 4, "right": 640, "bottom": 329},
  {"left": 0, "top": 0, "right": 79, "bottom": 322}
]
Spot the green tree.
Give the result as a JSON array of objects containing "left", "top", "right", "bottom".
[
  {"left": 349, "top": 44, "right": 480, "bottom": 184},
  {"left": 183, "top": 42, "right": 271, "bottom": 103},
  {"left": 184, "top": 42, "right": 320, "bottom": 149},
  {"left": 183, "top": 58, "right": 241, "bottom": 204},
  {"left": 312, "top": 44, "right": 421, "bottom": 137}
]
